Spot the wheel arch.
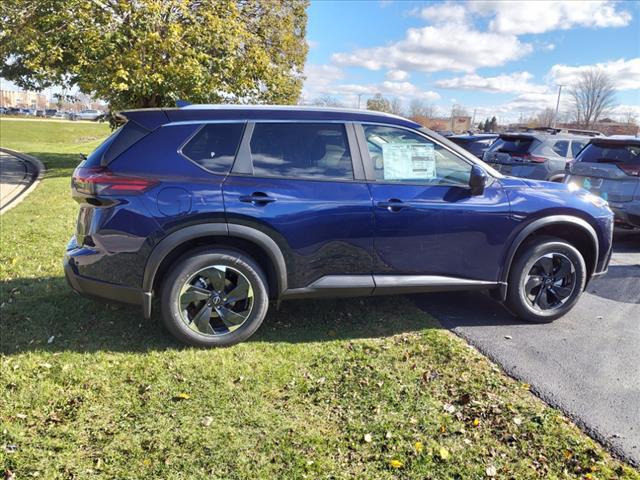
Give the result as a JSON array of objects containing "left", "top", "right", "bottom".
[
  {"left": 143, "top": 223, "right": 287, "bottom": 308},
  {"left": 498, "top": 215, "right": 599, "bottom": 299}
]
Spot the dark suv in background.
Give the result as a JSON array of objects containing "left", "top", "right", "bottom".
[
  {"left": 483, "top": 129, "right": 595, "bottom": 182},
  {"left": 65, "top": 106, "right": 613, "bottom": 347},
  {"left": 448, "top": 133, "right": 498, "bottom": 159},
  {"left": 566, "top": 136, "right": 640, "bottom": 229}
]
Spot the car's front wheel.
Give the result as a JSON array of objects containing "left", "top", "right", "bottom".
[
  {"left": 506, "top": 236, "right": 587, "bottom": 323},
  {"left": 160, "top": 249, "right": 269, "bottom": 347}
]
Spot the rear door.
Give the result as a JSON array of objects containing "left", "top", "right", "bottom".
[
  {"left": 567, "top": 140, "right": 640, "bottom": 203},
  {"left": 222, "top": 122, "right": 375, "bottom": 291}
]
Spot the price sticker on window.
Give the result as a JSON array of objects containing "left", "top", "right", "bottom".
[{"left": 382, "top": 143, "right": 436, "bottom": 180}]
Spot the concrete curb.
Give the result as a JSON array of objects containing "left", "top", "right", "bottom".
[{"left": 0, "top": 148, "right": 46, "bottom": 215}]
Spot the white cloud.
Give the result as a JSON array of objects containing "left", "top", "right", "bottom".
[
  {"left": 478, "top": 0, "right": 632, "bottom": 35},
  {"left": 386, "top": 70, "right": 409, "bottom": 81},
  {"left": 418, "top": 3, "right": 468, "bottom": 24},
  {"left": 330, "top": 81, "right": 440, "bottom": 101},
  {"left": 549, "top": 58, "right": 640, "bottom": 90},
  {"left": 332, "top": 24, "right": 532, "bottom": 73},
  {"left": 301, "top": 64, "right": 345, "bottom": 98},
  {"left": 435, "top": 72, "right": 547, "bottom": 94}
]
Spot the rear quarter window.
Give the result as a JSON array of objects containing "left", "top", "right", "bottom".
[
  {"left": 85, "top": 121, "right": 151, "bottom": 167},
  {"left": 180, "top": 123, "right": 245, "bottom": 174}
]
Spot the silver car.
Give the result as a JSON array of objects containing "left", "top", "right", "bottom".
[
  {"left": 483, "top": 129, "right": 595, "bottom": 182},
  {"left": 74, "top": 109, "right": 103, "bottom": 121},
  {"left": 565, "top": 136, "right": 640, "bottom": 229}
]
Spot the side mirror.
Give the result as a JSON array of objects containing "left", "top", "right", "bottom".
[{"left": 469, "top": 165, "right": 487, "bottom": 196}]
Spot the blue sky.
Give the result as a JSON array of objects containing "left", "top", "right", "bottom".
[{"left": 303, "top": 0, "right": 640, "bottom": 122}]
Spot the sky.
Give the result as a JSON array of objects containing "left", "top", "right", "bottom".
[{"left": 302, "top": 0, "right": 640, "bottom": 123}]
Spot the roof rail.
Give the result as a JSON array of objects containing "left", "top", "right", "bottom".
[{"left": 564, "top": 128, "right": 604, "bottom": 137}]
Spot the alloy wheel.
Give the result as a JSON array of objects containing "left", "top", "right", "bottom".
[
  {"left": 523, "top": 252, "right": 576, "bottom": 312},
  {"left": 178, "top": 265, "right": 254, "bottom": 336}
]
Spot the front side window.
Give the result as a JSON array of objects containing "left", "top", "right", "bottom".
[
  {"left": 362, "top": 124, "right": 471, "bottom": 185},
  {"left": 571, "top": 141, "right": 586, "bottom": 157},
  {"left": 250, "top": 123, "right": 353, "bottom": 180},
  {"left": 181, "top": 123, "right": 245, "bottom": 174}
]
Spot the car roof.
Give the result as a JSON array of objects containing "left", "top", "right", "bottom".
[
  {"left": 589, "top": 136, "right": 640, "bottom": 146},
  {"left": 449, "top": 133, "right": 498, "bottom": 140},
  {"left": 499, "top": 132, "right": 591, "bottom": 141},
  {"left": 119, "top": 104, "right": 422, "bottom": 131}
]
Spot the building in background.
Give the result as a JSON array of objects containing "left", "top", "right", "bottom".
[
  {"left": 0, "top": 89, "right": 48, "bottom": 109},
  {"left": 416, "top": 115, "right": 472, "bottom": 133}
]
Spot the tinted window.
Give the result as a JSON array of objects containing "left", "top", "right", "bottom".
[
  {"left": 571, "top": 141, "right": 586, "bottom": 157},
  {"left": 577, "top": 143, "right": 640, "bottom": 164},
  {"left": 103, "top": 122, "right": 150, "bottom": 165},
  {"left": 181, "top": 123, "right": 245, "bottom": 174},
  {"left": 363, "top": 124, "right": 471, "bottom": 185},
  {"left": 552, "top": 140, "right": 569, "bottom": 157},
  {"left": 250, "top": 123, "right": 353, "bottom": 180},
  {"left": 488, "top": 136, "right": 535, "bottom": 154}
]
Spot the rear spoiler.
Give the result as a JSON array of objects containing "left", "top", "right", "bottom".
[{"left": 115, "top": 109, "right": 170, "bottom": 131}]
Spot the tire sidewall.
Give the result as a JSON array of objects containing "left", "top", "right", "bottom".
[
  {"left": 508, "top": 239, "right": 586, "bottom": 322},
  {"left": 160, "top": 249, "right": 269, "bottom": 347}
]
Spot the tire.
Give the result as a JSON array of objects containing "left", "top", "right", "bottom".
[
  {"left": 160, "top": 249, "right": 269, "bottom": 347},
  {"left": 506, "top": 236, "right": 587, "bottom": 323}
]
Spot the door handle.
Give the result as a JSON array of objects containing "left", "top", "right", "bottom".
[
  {"left": 239, "top": 192, "right": 276, "bottom": 205},
  {"left": 377, "top": 199, "right": 405, "bottom": 212}
]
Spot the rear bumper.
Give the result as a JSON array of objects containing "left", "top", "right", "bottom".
[
  {"left": 64, "top": 242, "right": 153, "bottom": 317},
  {"left": 609, "top": 201, "right": 640, "bottom": 229}
]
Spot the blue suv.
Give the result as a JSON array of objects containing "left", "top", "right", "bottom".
[{"left": 65, "top": 105, "right": 613, "bottom": 347}]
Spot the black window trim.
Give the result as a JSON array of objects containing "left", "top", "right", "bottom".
[
  {"left": 177, "top": 120, "right": 247, "bottom": 176},
  {"left": 354, "top": 122, "right": 496, "bottom": 187},
  {"left": 230, "top": 120, "right": 367, "bottom": 183}
]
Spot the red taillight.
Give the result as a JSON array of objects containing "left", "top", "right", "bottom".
[
  {"left": 511, "top": 153, "right": 547, "bottom": 163},
  {"left": 618, "top": 164, "right": 640, "bottom": 176},
  {"left": 72, "top": 167, "right": 158, "bottom": 196}
]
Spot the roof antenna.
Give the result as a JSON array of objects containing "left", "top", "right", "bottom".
[{"left": 176, "top": 100, "right": 191, "bottom": 108}]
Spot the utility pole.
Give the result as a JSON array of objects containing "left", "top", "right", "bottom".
[
  {"left": 472, "top": 108, "right": 477, "bottom": 127},
  {"left": 357, "top": 93, "right": 363, "bottom": 109},
  {"left": 553, "top": 85, "right": 564, "bottom": 128}
]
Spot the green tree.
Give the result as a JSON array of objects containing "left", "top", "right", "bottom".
[
  {"left": 0, "top": 0, "right": 309, "bottom": 111},
  {"left": 489, "top": 116, "right": 498, "bottom": 132},
  {"left": 366, "top": 93, "right": 391, "bottom": 113}
]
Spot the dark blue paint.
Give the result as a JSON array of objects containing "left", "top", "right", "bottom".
[{"left": 64, "top": 106, "right": 613, "bottom": 307}]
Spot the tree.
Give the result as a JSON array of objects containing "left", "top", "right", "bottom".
[
  {"left": 489, "top": 116, "right": 498, "bottom": 132},
  {"left": 389, "top": 97, "right": 403, "bottom": 116},
  {"left": 366, "top": 93, "right": 391, "bottom": 113},
  {"left": 451, "top": 104, "right": 469, "bottom": 117},
  {"left": 409, "top": 99, "right": 437, "bottom": 119},
  {"left": 536, "top": 108, "right": 556, "bottom": 127},
  {"left": 0, "top": 0, "right": 309, "bottom": 111},
  {"left": 310, "top": 95, "right": 344, "bottom": 108},
  {"left": 569, "top": 68, "right": 617, "bottom": 128}
]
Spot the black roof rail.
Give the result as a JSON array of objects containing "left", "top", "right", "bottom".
[{"left": 564, "top": 128, "right": 604, "bottom": 137}]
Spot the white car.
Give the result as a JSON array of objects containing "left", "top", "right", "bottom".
[{"left": 74, "top": 109, "right": 103, "bottom": 121}]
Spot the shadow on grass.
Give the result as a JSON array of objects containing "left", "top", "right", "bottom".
[
  {"left": 0, "top": 275, "right": 440, "bottom": 355},
  {"left": 27, "top": 152, "right": 83, "bottom": 178}
]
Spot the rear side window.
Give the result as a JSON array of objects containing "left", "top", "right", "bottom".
[
  {"left": 250, "top": 123, "right": 353, "bottom": 180},
  {"left": 552, "top": 140, "right": 569, "bottom": 157},
  {"left": 571, "top": 141, "right": 586, "bottom": 157},
  {"left": 577, "top": 143, "right": 640, "bottom": 164},
  {"left": 488, "top": 136, "right": 535, "bottom": 154},
  {"left": 181, "top": 123, "right": 245, "bottom": 174}
]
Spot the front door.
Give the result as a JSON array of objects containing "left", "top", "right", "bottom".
[{"left": 358, "top": 123, "right": 513, "bottom": 282}]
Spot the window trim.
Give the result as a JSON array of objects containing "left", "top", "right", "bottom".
[
  {"left": 177, "top": 120, "right": 247, "bottom": 176},
  {"left": 355, "top": 122, "right": 492, "bottom": 187},
  {"left": 230, "top": 120, "right": 366, "bottom": 183}
]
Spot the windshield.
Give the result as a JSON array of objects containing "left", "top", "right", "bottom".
[{"left": 577, "top": 143, "right": 640, "bottom": 164}]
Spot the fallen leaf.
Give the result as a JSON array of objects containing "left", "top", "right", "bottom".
[
  {"left": 473, "top": 418, "right": 480, "bottom": 427},
  {"left": 486, "top": 465, "right": 497, "bottom": 477},
  {"left": 388, "top": 459, "right": 403, "bottom": 469},
  {"left": 513, "top": 417, "right": 522, "bottom": 425},
  {"left": 438, "top": 447, "right": 450, "bottom": 461},
  {"left": 201, "top": 416, "right": 213, "bottom": 427},
  {"left": 458, "top": 393, "right": 471, "bottom": 405},
  {"left": 385, "top": 431, "right": 392, "bottom": 439},
  {"left": 364, "top": 433, "right": 372, "bottom": 443},
  {"left": 47, "top": 335, "right": 55, "bottom": 344},
  {"left": 414, "top": 441, "right": 424, "bottom": 453},
  {"left": 173, "top": 392, "right": 190, "bottom": 401}
]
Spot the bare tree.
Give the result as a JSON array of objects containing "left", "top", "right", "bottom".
[
  {"left": 536, "top": 107, "right": 556, "bottom": 127},
  {"left": 389, "top": 97, "right": 403, "bottom": 116},
  {"left": 409, "top": 99, "right": 437, "bottom": 119},
  {"left": 451, "top": 104, "right": 469, "bottom": 118},
  {"left": 311, "top": 94, "right": 344, "bottom": 108},
  {"left": 569, "top": 68, "right": 617, "bottom": 128},
  {"left": 366, "top": 93, "right": 392, "bottom": 113}
]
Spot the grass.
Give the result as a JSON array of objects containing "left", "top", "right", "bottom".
[{"left": 1, "top": 118, "right": 638, "bottom": 479}]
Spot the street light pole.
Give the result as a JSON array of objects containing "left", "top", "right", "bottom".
[{"left": 553, "top": 85, "right": 564, "bottom": 128}]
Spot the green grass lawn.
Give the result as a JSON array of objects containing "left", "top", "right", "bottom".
[{"left": 1, "top": 118, "right": 637, "bottom": 479}]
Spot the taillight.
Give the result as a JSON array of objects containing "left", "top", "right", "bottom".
[
  {"left": 512, "top": 153, "right": 547, "bottom": 163},
  {"left": 72, "top": 167, "right": 158, "bottom": 196},
  {"left": 617, "top": 164, "right": 640, "bottom": 176}
]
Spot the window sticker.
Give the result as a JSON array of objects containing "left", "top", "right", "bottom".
[{"left": 382, "top": 143, "right": 436, "bottom": 180}]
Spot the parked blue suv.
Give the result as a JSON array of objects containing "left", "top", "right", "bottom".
[{"left": 65, "top": 105, "right": 613, "bottom": 347}]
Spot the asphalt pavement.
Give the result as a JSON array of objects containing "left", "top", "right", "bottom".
[
  {"left": 413, "top": 230, "right": 640, "bottom": 466},
  {"left": 0, "top": 149, "right": 41, "bottom": 214}
]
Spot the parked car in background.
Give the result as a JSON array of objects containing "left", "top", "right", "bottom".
[
  {"left": 36, "top": 109, "right": 46, "bottom": 117},
  {"left": 73, "top": 109, "right": 103, "bottom": 121},
  {"left": 45, "top": 109, "right": 58, "bottom": 117},
  {"left": 449, "top": 133, "right": 498, "bottom": 159},
  {"left": 64, "top": 105, "right": 613, "bottom": 347},
  {"left": 0, "top": 107, "right": 7, "bottom": 115},
  {"left": 566, "top": 136, "right": 640, "bottom": 229},
  {"left": 436, "top": 130, "right": 455, "bottom": 137},
  {"left": 483, "top": 129, "right": 594, "bottom": 182}
]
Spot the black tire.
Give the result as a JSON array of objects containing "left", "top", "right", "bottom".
[
  {"left": 160, "top": 249, "right": 269, "bottom": 347},
  {"left": 506, "top": 236, "right": 587, "bottom": 323}
]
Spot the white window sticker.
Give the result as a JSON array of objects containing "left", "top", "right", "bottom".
[{"left": 382, "top": 143, "right": 436, "bottom": 180}]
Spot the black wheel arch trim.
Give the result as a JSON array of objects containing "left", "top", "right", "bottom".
[
  {"left": 498, "top": 215, "right": 599, "bottom": 300},
  {"left": 142, "top": 222, "right": 287, "bottom": 306}
]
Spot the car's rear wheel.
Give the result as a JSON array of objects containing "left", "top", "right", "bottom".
[
  {"left": 506, "top": 236, "right": 586, "bottom": 323},
  {"left": 160, "top": 249, "right": 269, "bottom": 347}
]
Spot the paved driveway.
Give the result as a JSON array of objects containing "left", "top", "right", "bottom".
[
  {"left": 413, "top": 230, "right": 640, "bottom": 466},
  {"left": 0, "top": 150, "right": 37, "bottom": 213}
]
